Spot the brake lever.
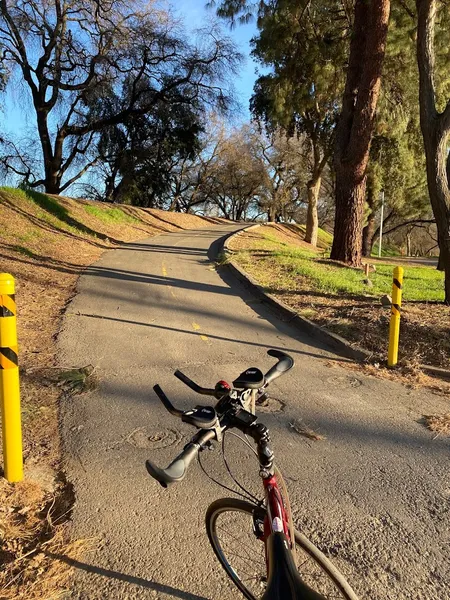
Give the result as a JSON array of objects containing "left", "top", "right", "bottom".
[{"left": 153, "top": 385, "right": 184, "bottom": 417}]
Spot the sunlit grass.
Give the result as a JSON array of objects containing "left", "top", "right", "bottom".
[
  {"left": 236, "top": 231, "right": 445, "bottom": 302},
  {"left": 85, "top": 204, "right": 139, "bottom": 224}
]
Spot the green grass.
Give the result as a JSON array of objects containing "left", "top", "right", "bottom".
[
  {"left": 0, "top": 186, "right": 29, "bottom": 202},
  {"left": 0, "top": 187, "right": 103, "bottom": 237},
  {"left": 372, "top": 242, "right": 401, "bottom": 257},
  {"left": 12, "top": 244, "right": 35, "bottom": 258},
  {"left": 237, "top": 231, "right": 445, "bottom": 302},
  {"left": 26, "top": 190, "right": 69, "bottom": 221},
  {"left": 17, "top": 230, "right": 42, "bottom": 243},
  {"left": 285, "top": 223, "right": 333, "bottom": 249},
  {"left": 84, "top": 205, "right": 139, "bottom": 225}
]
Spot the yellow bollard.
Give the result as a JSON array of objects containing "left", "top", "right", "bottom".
[
  {"left": 0, "top": 273, "right": 23, "bottom": 482},
  {"left": 388, "top": 266, "right": 404, "bottom": 368}
]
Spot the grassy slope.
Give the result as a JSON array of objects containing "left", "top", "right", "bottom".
[
  {"left": 231, "top": 224, "right": 449, "bottom": 369},
  {"left": 236, "top": 224, "right": 444, "bottom": 302},
  {"left": 0, "top": 188, "right": 224, "bottom": 599}
]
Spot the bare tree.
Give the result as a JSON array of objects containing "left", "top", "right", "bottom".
[
  {"left": 252, "top": 129, "right": 308, "bottom": 223},
  {"left": 206, "top": 127, "right": 267, "bottom": 220},
  {"left": 0, "top": 0, "right": 240, "bottom": 193},
  {"left": 166, "top": 117, "right": 227, "bottom": 212}
]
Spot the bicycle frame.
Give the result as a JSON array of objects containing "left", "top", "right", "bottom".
[
  {"left": 249, "top": 473, "right": 292, "bottom": 583},
  {"left": 264, "top": 474, "right": 291, "bottom": 539}
]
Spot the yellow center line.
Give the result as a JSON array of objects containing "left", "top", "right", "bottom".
[
  {"left": 192, "top": 322, "right": 209, "bottom": 342},
  {"left": 162, "top": 263, "right": 177, "bottom": 298}
]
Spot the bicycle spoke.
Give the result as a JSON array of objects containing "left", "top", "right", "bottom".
[
  {"left": 221, "top": 546, "right": 263, "bottom": 572},
  {"left": 208, "top": 501, "right": 356, "bottom": 600},
  {"left": 217, "top": 524, "right": 263, "bottom": 558}
]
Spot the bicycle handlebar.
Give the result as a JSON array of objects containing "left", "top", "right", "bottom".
[
  {"left": 145, "top": 429, "right": 215, "bottom": 487},
  {"left": 153, "top": 384, "right": 184, "bottom": 417},
  {"left": 174, "top": 370, "right": 216, "bottom": 396},
  {"left": 264, "top": 349, "right": 294, "bottom": 384},
  {"left": 147, "top": 349, "right": 294, "bottom": 487}
]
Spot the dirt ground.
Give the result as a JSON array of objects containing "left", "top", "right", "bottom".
[{"left": 0, "top": 189, "right": 225, "bottom": 599}]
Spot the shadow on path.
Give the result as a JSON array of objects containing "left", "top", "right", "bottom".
[
  {"left": 84, "top": 264, "right": 235, "bottom": 297},
  {"left": 75, "top": 312, "right": 349, "bottom": 364},
  {"left": 46, "top": 553, "right": 211, "bottom": 600}
]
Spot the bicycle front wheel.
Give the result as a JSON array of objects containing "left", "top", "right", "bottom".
[{"left": 205, "top": 498, "right": 359, "bottom": 600}]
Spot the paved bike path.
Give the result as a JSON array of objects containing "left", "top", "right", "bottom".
[{"left": 59, "top": 224, "right": 450, "bottom": 600}]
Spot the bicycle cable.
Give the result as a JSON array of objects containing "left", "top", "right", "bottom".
[
  {"left": 197, "top": 450, "right": 254, "bottom": 502},
  {"left": 222, "top": 431, "right": 262, "bottom": 505},
  {"left": 197, "top": 430, "right": 263, "bottom": 504}
]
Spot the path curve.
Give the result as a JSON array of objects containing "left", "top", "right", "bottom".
[{"left": 59, "top": 224, "right": 450, "bottom": 600}]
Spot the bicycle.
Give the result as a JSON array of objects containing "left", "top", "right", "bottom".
[{"left": 146, "top": 349, "right": 360, "bottom": 600}]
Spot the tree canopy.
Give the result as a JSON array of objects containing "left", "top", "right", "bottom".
[{"left": 0, "top": 0, "right": 240, "bottom": 193}]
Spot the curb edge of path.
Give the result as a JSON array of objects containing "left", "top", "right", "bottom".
[
  {"left": 221, "top": 225, "right": 450, "bottom": 380},
  {"left": 221, "top": 225, "right": 371, "bottom": 363}
]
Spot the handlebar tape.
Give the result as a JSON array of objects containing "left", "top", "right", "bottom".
[
  {"left": 146, "top": 429, "right": 215, "bottom": 488},
  {"left": 265, "top": 350, "right": 294, "bottom": 384}
]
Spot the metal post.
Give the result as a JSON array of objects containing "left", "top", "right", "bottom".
[
  {"left": 388, "top": 266, "right": 404, "bottom": 368},
  {"left": 0, "top": 273, "right": 23, "bottom": 482},
  {"left": 378, "top": 191, "right": 385, "bottom": 258}
]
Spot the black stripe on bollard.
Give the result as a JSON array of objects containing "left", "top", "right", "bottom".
[{"left": 0, "top": 346, "right": 19, "bottom": 369}]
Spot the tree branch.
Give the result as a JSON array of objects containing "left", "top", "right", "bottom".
[
  {"left": 59, "top": 157, "right": 99, "bottom": 192},
  {"left": 383, "top": 218, "right": 435, "bottom": 236}
]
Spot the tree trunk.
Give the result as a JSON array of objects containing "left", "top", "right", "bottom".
[
  {"left": 362, "top": 175, "right": 377, "bottom": 257},
  {"left": 331, "top": 169, "right": 367, "bottom": 264},
  {"left": 362, "top": 210, "right": 376, "bottom": 257},
  {"left": 169, "top": 197, "right": 181, "bottom": 211},
  {"left": 416, "top": 0, "right": 450, "bottom": 302},
  {"left": 406, "top": 230, "right": 412, "bottom": 256},
  {"left": 267, "top": 206, "right": 276, "bottom": 222},
  {"left": 305, "top": 178, "right": 321, "bottom": 247},
  {"left": 422, "top": 130, "right": 450, "bottom": 297},
  {"left": 331, "top": 0, "right": 391, "bottom": 266},
  {"left": 44, "top": 172, "right": 62, "bottom": 195}
]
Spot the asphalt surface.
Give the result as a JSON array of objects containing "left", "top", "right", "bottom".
[{"left": 59, "top": 224, "right": 450, "bottom": 600}]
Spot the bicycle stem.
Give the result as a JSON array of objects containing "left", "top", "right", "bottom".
[{"left": 244, "top": 422, "right": 275, "bottom": 478}]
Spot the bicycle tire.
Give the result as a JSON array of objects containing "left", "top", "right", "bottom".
[{"left": 205, "top": 498, "right": 359, "bottom": 600}]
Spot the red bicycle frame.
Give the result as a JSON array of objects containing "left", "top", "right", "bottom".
[{"left": 261, "top": 473, "right": 292, "bottom": 571}]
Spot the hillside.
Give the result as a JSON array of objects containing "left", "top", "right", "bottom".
[
  {"left": 230, "top": 224, "right": 449, "bottom": 372},
  {"left": 0, "top": 187, "right": 225, "bottom": 598}
]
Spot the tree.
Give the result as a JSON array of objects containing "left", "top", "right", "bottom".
[
  {"left": 91, "top": 96, "right": 203, "bottom": 206},
  {"left": 206, "top": 126, "right": 267, "bottom": 220},
  {"left": 330, "top": 0, "right": 391, "bottom": 265},
  {"left": 0, "top": 0, "right": 240, "bottom": 194},
  {"left": 361, "top": 129, "right": 429, "bottom": 256},
  {"left": 164, "top": 117, "right": 227, "bottom": 213},
  {"left": 212, "top": 0, "right": 391, "bottom": 259},
  {"left": 416, "top": 0, "right": 450, "bottom": 301},
  {"left": 242, "top": 0, "right": 346, "bottom": 246},
  {"left": 252, "top": 129, "right": 308, "bottom": 223},
  {"left": 360, "top": 0, "right": 432, "bottom": 257}
]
